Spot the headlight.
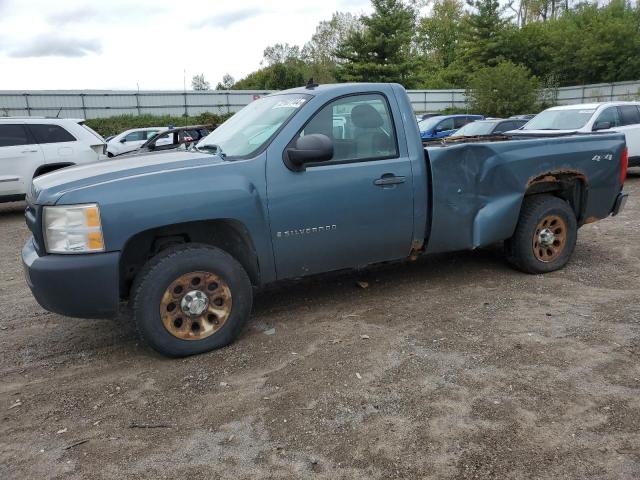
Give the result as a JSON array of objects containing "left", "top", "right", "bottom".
[{"left": 43, "top": 204, "right": 105, "bottom": 254}]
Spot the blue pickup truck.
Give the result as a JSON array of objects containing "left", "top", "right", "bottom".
[{"left": 22, "top": 83, "right": 629, "bottom": 357}]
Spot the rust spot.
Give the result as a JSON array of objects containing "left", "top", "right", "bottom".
[
  {"left": 423, "top": 134, "right": 512, "bottom": 147},
  {"left": 408, "top": 240, "right": 424, "bottom": 261},
  {"left": 584, "top": 216, "right": 599, "bottom": 224},
  {"left": 526, "top": 169, "right": 588, "bottom": 188}
]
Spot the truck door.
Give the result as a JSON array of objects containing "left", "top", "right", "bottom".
[{"left": 266, "top": 92, "right": 415, "bottom": 279}]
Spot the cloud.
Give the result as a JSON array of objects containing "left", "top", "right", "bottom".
[
  {"left": 8, "top": 34, "right": 102, "bottom": 58},
  {"left": 48, "top": 7, "right": 98, "bottom": 26},
  {"left": 193, "top": 7, "right": 268, "bottom": 29}
]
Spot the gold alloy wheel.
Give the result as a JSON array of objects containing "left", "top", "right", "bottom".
[
  {"left": 160, "top": 271, "right": 232, "bottom": 340},
  {"left": 532, "top": 214, "right": 567, "bottom": 263}
]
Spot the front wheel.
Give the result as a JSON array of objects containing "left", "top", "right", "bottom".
[
  {"left": 505, "top": 194, "right": 577, "bottom": 274},
  {"left": 132, "top": 245, "right": 253, "bottom": 357}
]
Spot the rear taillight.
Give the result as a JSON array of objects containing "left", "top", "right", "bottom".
[{"left": 620, "top": 147, "right": 628, "bottom": 185}]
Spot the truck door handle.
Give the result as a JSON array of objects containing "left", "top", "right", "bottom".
[
  {"left": 21, "top": 149, "right": 38, "bottom": 153},
  {"left": 374, "top": 174, "right": 406, "bottom": 186}
]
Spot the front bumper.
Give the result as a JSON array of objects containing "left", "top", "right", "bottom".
[
  {"left": 22, "top": 238, "right": 120, "bottom": 319},
  {"left": 611, "top": 192, "right": 628, "bottom": 217}
]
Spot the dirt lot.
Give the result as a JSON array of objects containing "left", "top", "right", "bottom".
[{"left": 1, "top": 175, "right": 639, "bottom": 480}]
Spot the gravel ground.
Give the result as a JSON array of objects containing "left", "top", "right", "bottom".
[{"left": 1, "top": 173, "right": 639, "bottom": 479}]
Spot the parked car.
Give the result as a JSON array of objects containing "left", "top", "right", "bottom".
[
  {"left": 449, "top": 118, "right": 529, "bottom": 137},
  {"left": 510, "top": 102, "right": 640, "bottom": 166},
  {"left": 418, "top": 114, "right": 484, "bottom": 140},
  {"left": 123, "top": 125, "right": 211, "bottom": 156},
  {"left": 106, "top": 127, "right": 164, "bottom": 157},
  {"left": 0, "top": 117, "right": 105, "bottom": 203},
  {"left": 23, "top": 83, "right": 628, "bottom": 357}
]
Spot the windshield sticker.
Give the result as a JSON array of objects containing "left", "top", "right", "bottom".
[
  {"left": 578, "top": 110, "right": 596, "bottom": 114},
  {"left": 272, "top": 98, "right": 307, "bottom": 109}
]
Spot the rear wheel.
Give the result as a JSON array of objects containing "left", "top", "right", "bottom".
[
  {"left": 132, "top": 245, "right": 252, "bottom": 357},
  {"left": 505, "top": 195, "right": 577, "bottom": 274}
]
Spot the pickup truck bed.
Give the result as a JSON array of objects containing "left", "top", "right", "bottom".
[{"left": 424, "top": 133, "right": 624, "bottom": 254}]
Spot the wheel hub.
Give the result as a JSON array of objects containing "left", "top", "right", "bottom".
[
  {"left": 181, "top": 290, "right": 209, "bottom": 316},
  {"left": 538, "top": 228, "right": 556, "bottom": 247},
  {"left": 160, "top": 271, "right": 233, "bottom": 341},
  {"left": 532, "top": 214, "right": 567, "bottom": 263}
]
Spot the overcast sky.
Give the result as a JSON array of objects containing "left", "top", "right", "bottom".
[{"left": 0, "top": 0, "right": 372, "bottom": 91}]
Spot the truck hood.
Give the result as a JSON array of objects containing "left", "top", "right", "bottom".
[{"left": 30, "top": 150, "right": 223, "bottom": 205}]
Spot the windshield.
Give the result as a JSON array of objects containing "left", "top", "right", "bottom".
[
  {"left": 417, "top": 116, "right": 444, "bottom": 132},
  {"left": 196, "top": 93, "right": 310, "bottom": 158},
  {"left": 450, "top": 121, "right": 495, "bottom": 137},
  {"left": 523, "top": 108, "right": 595, "bottom": 130}
]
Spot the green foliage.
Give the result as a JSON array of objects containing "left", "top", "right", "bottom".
[
  {"left": 459, "top": 0, "right": 511, "bottom": 70},
  {"left": 84, "top": 112, "right": 233, "bottom": 138},
  {"left": 224, "top": 0, "right": 639, "bottom": 94},
  {"left": 466, "top": 61, "right": 540, "bottom": 117},
  {"left": 335, "top": 0, "right": 418, "bottom": 86}
]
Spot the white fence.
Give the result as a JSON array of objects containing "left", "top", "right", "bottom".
[{"left": 1, "top": 80, "right": 639, "bottom": 118}]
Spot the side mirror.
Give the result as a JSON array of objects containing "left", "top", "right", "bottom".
[
  {"left": 285, "top": 134, "right": 333, "bottom": 171},
  {"left": 120, "top": 138, "right": 127, "bottom": 143},
  {"left": 593, "top": 121, "right": 612, "bottom": 131}
]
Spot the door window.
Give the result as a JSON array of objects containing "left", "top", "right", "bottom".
[
  {"left": 618, "top": 105, "right": 640, "bottom": 126},
  {"left": 453, "top": 117, "right": 469, "bottom": 129},
  {"left": 295, "top": 94, "right": 398, "bottom": 163},
  {"left": 437, "top": 118, "right": 455, "bottom": 131},
  {"left": 29, "top": 124, "right": 76, "bottom": 143},
  {"left": 0, "top": 124, "right": 32, "bottom": 147},
  {"left": 594, "top": 107, "right": 620, "bottom": 128},
  {"left": 125, "top": 131, "right": 146, "bottom": 142}
]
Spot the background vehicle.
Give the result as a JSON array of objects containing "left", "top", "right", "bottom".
[
  {"left": 511, "top": 102, "right": 640, "bottom": 166},
  {"left": 510, "top": 114, "right": 536, "bottom": 120},
  {"left": 106, "top": 127, "right": 164, "bottom": 157},
  {"left": 23, "top": 83, "right": 628, "bottom": 357},
  {"left": 123, "top": 125, "right": 211, "bottom": 156},
  {"left": 449, "top": 118, "right": 528, "bottom": 137},
  {"left": 418, "top": 114, "right": 484, "bottom": 140},
  {"left": 0, "top": 117, "right": 105, "bottom": 202},
  {"left": 415, "top": 113, "right": 440, "bottom": 122}
]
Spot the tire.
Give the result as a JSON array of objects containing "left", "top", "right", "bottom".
[
  {"left": 505, "top": 194, "right": 577, "bottom": 274},
  {"left": 132, "top": 244, "right": 252, "bottom": 357}
]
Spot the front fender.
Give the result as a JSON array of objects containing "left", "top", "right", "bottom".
[{"left": 56, "top": 156, "right": 277, "bottom": 283}]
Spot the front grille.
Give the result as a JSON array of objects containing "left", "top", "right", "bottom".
[{"left": 25, "top": 201, "right": 45, "bottom": 255}]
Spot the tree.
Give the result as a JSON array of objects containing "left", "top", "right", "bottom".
[
  {"left": 466, "top": 61, "right": 540, "bottom": 117},
  {"left": 233, "top": 43, "right": 309, "bottom": 90},
  {"left": 459, "top": 0, "right": 510, "bottom": 71},
  {"left": 191, "top": 73, "right": 210, "bottom": 91},
  {"left": 262, "top": 43, "right": 302, "bottom": 66},
  {"left": 417, "top": 0, "right": 463, "bottom": 69},
  {"left": 302, "top": 12, "right": 362, "bottom": 83},
  {"left": 335, "top": 0, "right": 418, "bottom": 87},
  {"left": 215, "top": 73, "right": 235, "bottom": 90}
]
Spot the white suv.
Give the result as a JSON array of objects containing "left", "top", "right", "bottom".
[
  {"left": 106, "top": 127, "right": 165, "bottom": 157},
  {"left": 512, "top": 101, "right": 640, "bottom": 166},
  {"left": 0, "top": 117, "right": 106, "bottom": 202}
]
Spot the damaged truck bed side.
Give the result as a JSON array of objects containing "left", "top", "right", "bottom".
[{"left": 23, "top": 83, "right": 629, "bottom": 357}]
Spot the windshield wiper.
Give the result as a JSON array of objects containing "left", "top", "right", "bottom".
[{"left": 197, "top": 144, "right": 226, "bottom": 158}]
